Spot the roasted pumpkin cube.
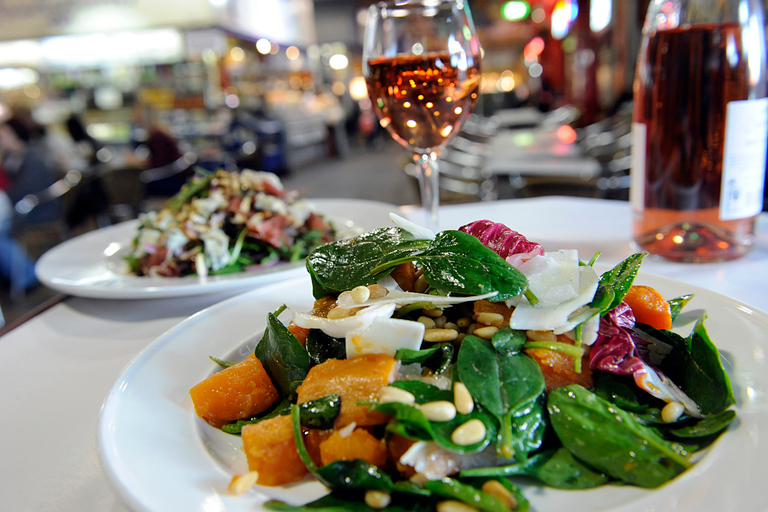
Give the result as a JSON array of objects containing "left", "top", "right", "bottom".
[
  {"left": 525, "top": 335, "right": 593, "bottom": 392},
  {"left": 241, "top": 414, "right": 308, "bottom": 486},
  {"left": 190, "top": 355, "right": 279, "bottom": 428},
  {"left": 296, "top": 353, "right": 398, "bottom": 429},
  {"left": 319, "top": 427, "right": 387, "bottom": 467}
]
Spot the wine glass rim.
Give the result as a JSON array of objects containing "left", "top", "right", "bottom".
[{"left": 373, "top": 0, "right": 461, "bottom": 9}]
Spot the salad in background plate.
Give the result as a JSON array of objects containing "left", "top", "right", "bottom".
[
  {"left": 189, "top": 216, "right": 736, "bottom": 512},
  {"left": 127, "top": 169, "right": 336, "bottom": 278}
]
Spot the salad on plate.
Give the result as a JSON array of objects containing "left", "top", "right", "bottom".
[
  {"left": 189, "top": 216, "right": 735, "bottom": 512},
  {"left": 126, "top": 169, "right": 337, "bottom": 278}
]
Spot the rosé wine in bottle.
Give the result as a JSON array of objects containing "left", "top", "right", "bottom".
[{"left": 631, "top": 0, "right": 767, "bottom": 262}]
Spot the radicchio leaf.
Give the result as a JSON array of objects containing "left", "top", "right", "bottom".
[
  {"left": 589, "top": 303, "right": 701, "bottom": 418},
  {"left": 459, "top": 220, "right": 544, "bottom": 266}
]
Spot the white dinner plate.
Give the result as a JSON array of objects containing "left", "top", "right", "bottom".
[
  {"left": 97, "top": 270, "right": 768, "bottom": 512},
  {"left": 35, "top": 198, "right": 399, "bottom": 299}
]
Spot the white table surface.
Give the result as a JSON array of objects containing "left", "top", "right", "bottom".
[{"left": 2, "top": 196, "right": 767, "bottom": 512}]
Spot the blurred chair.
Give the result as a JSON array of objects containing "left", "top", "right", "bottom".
[
  {"left": 10, "top": 169, "right": 81, "bottom": 301},
  {"left": 403, "top": 114, "right": 499, "bottom": 203},
  {"left": 99, "top": 166, "right": 144, "bottom": 224}
]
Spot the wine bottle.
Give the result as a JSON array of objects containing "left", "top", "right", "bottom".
[{"left": 631, "top": 0, "right": 768, "bottom": 262}]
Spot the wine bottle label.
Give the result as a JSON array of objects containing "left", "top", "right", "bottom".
[
  {"left": 719, "top": 98, "right": 768, "bottom": 220},
  {"left": 629, "top": 122, "right": 646, "bottom": 213}
]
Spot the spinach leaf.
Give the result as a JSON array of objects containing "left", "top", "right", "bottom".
[
  {"left": 299, "top": 394, "right": 341, "bottom": 430},
  {"left": 265, "top": 493, "right": 432, "bottom": 512},
  {"left": 668, "top": 294, "right": 694, "bottom": 322},
  {"left": 395, "top": 343, "right": 454, "bottom": 374},
  {"left": 306, "top": 329, "right": 346, "bottom": 366},
  {"left": 506, "top": 397, "right": 547, "bottom": 462},
  {"left": 415, "top": 231, "right": 529, "bottom": 302},
  {"left": 306, "top": 227, "right": 428, "bottom": 298},
  {"left": 371, "top": 382, "right": 497, "bottom": 454},
  {"left": 254, "top": 305, "right": 311, "bottom": 398},
  {"left": 682, "top": 315, "right": 736, "bottom": 415},
  {"left": 456, "top": 335, "right": 546, "bottom": 458},
  {"left": 316, "top": 460, "right": 425, "bottom": 494},
  {"left": 221, "top": 398, "right": 291, "bottom": 434},
  {"left": 548, "top": 385, "right": 691, "bottom": 488},
  {"left": 424, "top": 478, "right": 527, "bottom": 512},
  {"left": 643, "top": 317, "right": 735, "bottom": 415},
  {"left": 668, "top": 409, "right": 737, "bottom": 438},
  {"left": 490, "top": 327, "right": 526, "bottom": 356},
  {"left": 209, "top": 355, "right": 235, "bottom": 368},
  {"left": 462, "top": 447, "right": 610, "bottom": 490},
  {"left": 592, "top": 374, "right": 650, "bottom": 412},
  {"left": 591, "top": 253, "right": 646, "bottom": 313}
]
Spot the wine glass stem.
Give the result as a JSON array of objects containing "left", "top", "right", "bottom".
[{"left": 415, "top": 152, "right": 440, "bottom": 232}]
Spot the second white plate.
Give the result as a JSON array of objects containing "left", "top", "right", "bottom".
[{"left": 35, "top": 198, "right": 399, "bottom": 299}]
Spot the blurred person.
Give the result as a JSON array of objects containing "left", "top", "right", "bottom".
[
  {"left": 0, "top": 115, "right": 61, "bottom": 225},
  {"left": 0, "top": 163, "right": 37, "bottom": 292},
  {"left": 130, "top": 103, "right": 189, "bottom": 197}
]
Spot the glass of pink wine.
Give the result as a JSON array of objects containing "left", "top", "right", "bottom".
[{"left": 363, "top": 0, "right": 482, "bottom": 231}]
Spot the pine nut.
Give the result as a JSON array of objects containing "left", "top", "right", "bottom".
[
  {"left": 365, "top": 490, "right": 391, "bottom": 509},
  {"left": 414, "top": 274, "right": 428, "bottom": 293},
  {"left": 377, "top": 386, "right": 416, "bottom": 406},
  {"left": 436, "top": 500, "right": 479, "bottom": 512},
  {"left": 661, "top": 401, "right": 686, "bottom": 423},
  {"left": 417, "top": 316, "right": 436, "bottom": 329},
  {"left": 481, "top": 480, "right": 518, "bottom": 510},
  {"left": 327, "top": 307, "right": 352, "bottom": 320},
  {"left": 453, "top": 382, "right": 474, "bottom": 415},
  {"left": 526, "top": 330, "right": 557, "bottom": 342},
  {"left": 456, "top": 317, "right": 472, "bottom": 329},
  {"left": 239, "top": 195, "right": 252, "bottom": 214},
  {"left": 424, "top": 328, "right": 459, "bottom": 342},
  {"left": 444, "top": 322, "right": 459, "bottom": 331},
  {"left": 451, "top": 419, "right": 486, "bottom": 445},
  {"left": 423, "top": 307, "right": 443, "bottom": 318},
  {"left": 466, "top": 323, "right": 477, "bottom": 335},
  {"left": 473, "top": 326, "right": 499, "bottom": 339},
  {"left": 419, "top": 400, "right": 457, "bottom": 422},
  {"left": 367, "top": 284, "right": 389, "bottom": 299},
  {"left": 476, "top": 312, "right": 505, "bottom": 326},
  {"left": 455, "top": 333, "right": 466, "bottom": 344},
  {"left": 433, "top": 315, "right": 447, "bottom": 328},
  {"left": 337, "top": 421, "right": 357, "bottom": 438},
  {"left": 228, "top": 471, "right": 259, "bottom": 495},
  {"left": 350, "top": 285, "right": 371, "bottom": 304}
]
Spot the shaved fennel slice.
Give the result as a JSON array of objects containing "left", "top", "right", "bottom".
[
  {"left": 634, "top": 364, "right": 702, "bottom": 418},
  {"left": 389, "top": 212, "right": 435, "bottom": 240},
  {"left": 292, "top": 303, "right": 396, "bottom": 339},
  {"left": 336, "top": 289, "right": 498, "bottom": 310}
]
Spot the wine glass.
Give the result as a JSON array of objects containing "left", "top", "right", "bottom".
[{"left": 363, "top": 0, "right": 482, "bottom": 232}]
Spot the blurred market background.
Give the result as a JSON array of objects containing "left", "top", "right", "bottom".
[{"left": 0, "top": 0, "right": 764, "bottom": 326}]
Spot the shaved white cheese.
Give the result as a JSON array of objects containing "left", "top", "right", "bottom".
[
  {"left": 336, "top": 289, "right": 498, "bottom": 310},
  {"left": 522, "top": 249, "right": 580, "bottom": 305},
  {"left": 389, "top": 212, "right": 435, "bottom": 240},
  {"left": 165, "top": 228, "right": 188, "bottom": 255},
  {"left": 201, "top": 228, "right": 231, "bottom": 271},
  {"left": 510, "top": 261, "right": 599, "bottom": 332},
  {"left": 241, "top": 169, "right": 285, "bottom": 191},
  {"left": 346, "top": 316, "right": 425, "bottom": 358},
  {"left": 292, "top": 303, "right": 396, "bottom": 339}
]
